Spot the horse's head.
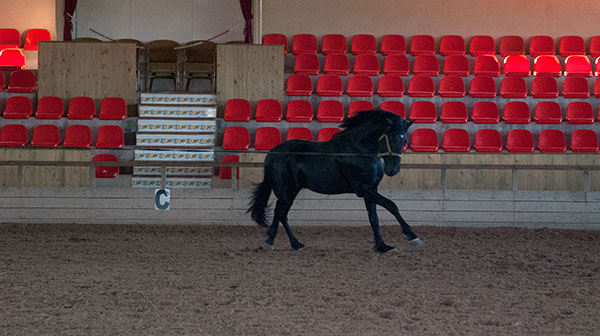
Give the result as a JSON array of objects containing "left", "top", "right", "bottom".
[{"left": 378, "top": 114, "right": 414, "bottom": 176}]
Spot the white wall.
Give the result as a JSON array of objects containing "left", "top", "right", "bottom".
[
  {"left": 74, "top": 0, "right": 245, "bottom": 43},
  {"left": 0, "top": 0, "right": 56, "bottom": 41}
]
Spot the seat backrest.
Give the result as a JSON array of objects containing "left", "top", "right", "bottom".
[
  {"left": 255, "top": 99, "right": 283, "bottom": 122},
  {"left": 292, "top": 34, "right": 317, "bottom": 55},
  {"left": 184, "top": 40, "right": 216, "bottom": 64},
  {"left": 224, "top": 99, "right": 251, "bottom": 122},
  {"left": 92, "top": 154, "right": 119, "bottom": 178},
  {"left": 503, "top": 101, "right": 531, "bottom": 124},
  {"left": 323, "top": 54, "right": 349, "bottom": 75},
  {"left": 570, "top": 129, "right": 599, "bottom": 152},
  {"left": 346, "top": 75, "right": 373, "bottom": 96},
  {"left": 566, "top": 101, "right": 594, "bottom": 124},
  {"left": 442, "top": 128, "right": 470, "bottom": 152},
  {"left": 538, "top": 129, "right": 566, "bottom": 152},
  {"left": 471, "top": 101, "right": 499, "bottom": 124},
  {"left": 254, "top": 127, "right": 281, "bottom": 150},
  {"left": 293, "top": 54, "right": 320, "bottom": 75},
  {"left": 321, "top": 34, "right": 347, "bottom": 55},
  {"left": 353, "top": 54, "right": 380, "bottom": 76},
  {"left": 590, "top": 36, "right": 600, "bottom": 58},
  {"left": 564, "top": 55, "right": 592, "bottom": 77},
  {"left": 0, "top": 29, "right": 21, "bottom": 47},
  {"left": 286, "top": 74, "right": 313, "bottom": 96},
  {"left": 381, "top": 34, "right": 406, "bottom": 55},
  {"left": 533, "top": 55, "right": 562, "bottom": 76},
  {"left": 409, "top": 101, "right": 437, "bottom": 123},
  {"left": 440, "top": 101, "right": 468, "bottom": 123},
  {"left": 7, "top": 70, "right": 37, "bottom": 93},
  {"left": 559, "top": 35, "right": 585, "bottom": 57},
  {"left": 222, "top": 126, "right": 250, "bottom": 150},
  {"left": 473, "top": 55, "right": 500, "bottom": 76},
  {"left": 31, "top": 124, "right": 60, "bottom": 147},
  {"left": 146, "top": 39, "right": 180, "bottom": 62},
  {"left": 443, "top": 55, "right": 470, "bottom": 76},
  {"left": 474, "top": 129, "right": 502, "bottom": 152},
  {"left": 408, "top": 75, "right": 435, "bottom": 97},
  {"left": 0, "top": 124, "right": 28, "bottom": 146},
  {"left": 3, "top": 96, "right": 33, "bottom": 119},
  {"left": 410, "top": 128, "right": 439, "bottom": 152},
  {"left": 263, "top": 33, "right": 288, "bottom": 54},
  {"left": 351, "top": 34, "right": 377, "bottom": 55},
  {"left": 440, "top": 35, "right": 465, "bottom": 56},
  {"left": 499, "top": 35, "right": 525, "bottom": 56},
  {"left": 348, "top": 100, "right": 375, "bottom": 118},
  {"left": 317, "top": 127, "right": 341, "bottom": 141},
  {"left": 285, "top": 100, "right": 313, "bottom": 122},
  {"left": 0, "top": 71, "right": 4, "bottom": 91},
  {"left": 529, "top": 35, "right": 555, "bottom": 57},
  {"left": 317, "top": 100, "right": 344, "bottom": 122},
  {"left": 377, "top": 75, "right": 404, "bottom": 97},
  {"left": 534, "top": 101, "right": 562, "bottom": 124},
  {"left": 469, "top": 76, "right": 497, "bottom": 98},
  {"left": 531, "top": 76, "right": 558, "bottom": 98},
  {"left": 24, "top": 29, "right": 51, "bottom": 50},
  {"left": 410, "top": 35, "right": 436, "bottom": 56},
  {"left": 469, "top": 35, "right": 495, "bottom": 56},
  {"left": 36, "top": 96, "right": 64, "bottom": 119},
  {"left": 99, "top": 97, "right": 127, "bottom": 120},
  {"left": 63, "top": 125, "right": 92, "bottom": 148},
  {"left": 68, "top": 96, "right": 96, "bottom": 119},
  {"left": 562, "top": 76, "right": 590, "bottom": 98},
  {"left": 96, "top": 125, "right": 124, "bottom": 149},
  {"left": 500, "top": 76, "right": 527, "bottom": 98},
  {"left": 0, "top": 48, "right": 25, "bottom": 70},
  {"left": 380, "top": 101, "right": 406, "bottom": 118},
  {"left": 412, "top": 55, "right": 439, "bottom": 76},
  {"left": 286, "top": 127, "right": 313, "bottom": 141},
  {"left": 383, "top": 54, "right": 409, "bottom": 76},
  {"left": 316, "top": 74, "right": 344, "bottom": 96},
  {"left": 438, "top": 76, "right": 465, "bottom": 98},
  {"left": 503, "top": 55, "right": 531, "bottom": 76},
  {"left": 506, "top": 129, "right": 534, "bottom": 152}
]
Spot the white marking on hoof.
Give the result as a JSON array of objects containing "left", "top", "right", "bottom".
[
  {"left": 410, "top": 237, "right": 424, "bottom": 248},
  {"left": 263, "top": 242, "right": 274, "bottom": 250}
]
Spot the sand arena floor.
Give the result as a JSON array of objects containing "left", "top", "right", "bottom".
[{"left": 1, "top": 224, "right": 599, "bottom": 335}]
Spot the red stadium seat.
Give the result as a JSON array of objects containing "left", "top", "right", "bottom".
[
  {"left": 292, "top": 34, "right": 317, "bottom": 55},
  {"left": 0, "top": 124, "right": 27, "bottom": 147},
  {"left": 346, "top": 75, "right": 373, "bottom": 97},
  {"left": 533, "top": 55, "right": 561, "bottom": 77},
  {"left": 99, "top": 97, "right": 127, "bottom": 120},
  {"left": 538, "top": 129, "right": 566, "bottom": 153},
  {"left": 474, "top": 129, "right": 502, "bottom": 152},
  {"left": 412, "top": 55, "right": 439, "bottom": 76},
  {"left": 8, "top": 70, "right": 36, "bottom": 93},
  {"left": 286, "top": 74, "right": 313, "bottom": 96},
  {"left": 24, "top": 29, "right": 51, "bottom": 51},
  {"left": 286, "top": 127, "right": 313, "bottom": 141},
  {"left": 473, "top": 55, "right": 500, "bottom": 76},
  {"left": 383, "top": 54, "right": 409, "bottom": 76},
  {"left": 317, "top": 127, "right": 341, "bottom": 141},
  {"left": 0, "top": 72, "right": 4, "bottom": 91},
  {"left": 3, "top": 96, "right": 32, "bottom": 119},
  {"left": 377, "top": 75, "right": 404, "bottom": 97},
  {"left": 503, "top": 55, "right": 531, "bottom": 76},
  {"left": 93, "top": 154, "right": 119, "bottom": 178},
  {"left": 317, "top": 75, "right": 343, "bottom": 96},
  {"left": 531, "top": 76, "right": 558, "bottom": 98},
  {"left": 68, "top": 96, "right": 96, "bottom": 119},
  {"left": 506, "top": 129, "right": 534, "bottom": 152},
  {"left": 503, "top": 101, "right": 531, "bottom": 124},
  {"left": 0, "top": 48, "right": 25, "bottom": 71},
  {"left": 381, "top": 34, "right": 406, "bottom": 55},
  {"left": 559, "top": 36, "right": 585, "bottom": 57},
  {"left": 285, "top": 100, "right": 313, "bottom": 122},
  {"left": 36, "top": 96, "right": 64, "bottom": 119},
  {"left": 254, "top": 127, "right": 281, "bottom": 150},
  {"left": 321, "top": 34, "right": 347, "bottom": 55},
  {"left": 534, "top": 101, "right": 562, "bottom": 124},
  {"left": 529, "top": 36, "right": 556, "bottom": 57},
  {"left": 353, "top": 54, "right": 380, "bottom": 76},
  {"left": 469, "top": 35, "right": 495, "bottom": 56},
  {"left": 408, "top": 75, "right": 435, "bottom": 97},
  {"left": 440, "top": 101, "right": 468, "bottom": 123},
  {"left": 564, "top": 55, "right": 592, "bottom": 77},
  {"left": 0, "top": 29, "right": 20, "bottom": 49},
  {"left": 590, "top": 36, "right": 600, "bottom": 58},
  {"left": 219, "top": 155, "right": 239, "bottom": 180},
  {"left": 562, "top": 76, "right": 590, "bottom": 98},
  {"left": 471, "top": 101, "right": 499, "bottom": 124},
  {"left": 379, "top": 101, "right": 406, "bottom": 118},
  {"left": 469, "top": 76, "right": 497, "bottom": 98},
  {"left": 96, "top": 125, "right": 124, "bottom": 149},
  {"left": 438, "top": 76, "right": 465, "bottom": 98},
  {"left": 351, "top": 34, "right": 377, "bottom": 55},
  {"left": 263, "top": 33, "right": 288, "bottom": 54},
  {"left": 317, "top": 100, "right": 344, "bottom": 122},
  {"left": 224, "top": 99, "right": 251, "bottom": 122},
  {"left": 323, "top": 54, "right": 349, "bottom": 75},
  {"left": 500, "top": 76, "right": 527, "bottom": 98},
  {"left": 570, "top": 130, "right": 599, "bottom": 152},
  {"left": 294, "top": 54, "right": 320, "bottom": 75},
  {"left": 440, "top": 35, "right": 465, "bottom": 56},
  {"left": 222, "top": 127, "right": 250, "bottom": 150},
  {"left": 348, "top": 100, "right": 374, "bottom": 118},
  {"left": 499, "top": 36, "right": 525, "bottom": 57},
  {"left": 63, "top": 125, "right": 92, "bottom": 148},
  {"left": 410, "top": 128, "right": 439, "bottom": 152},
  {"left": 443, "top": 55, "right": 470, "bottom": 76},
  {"left": 442, "top": 128, "right": 470, "bottom": 152},
  {"left": 566, "top": 101, "right": 594, "bottom": 124},
  {"left": 409, "top": 101, "right": 437, "bottom": 123},
  {"left": 410, "top": 35, "right": 436, "bottom": 56},
  {"left": 255, "top": 99, "right": 283, "bottom": 122},
  {"left": 31, "top": 124, "right": 60, "bottom": 148},
  {"left": 595, "top": 77, "right": 600, "bottom": 97}
]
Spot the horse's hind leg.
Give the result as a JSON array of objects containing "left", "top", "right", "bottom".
[
  {"left": 265, "top": 215, "right": 279, "bottom": 247},
  {"left": 275, "top": 199, "right": 304, "bottom": 250}
]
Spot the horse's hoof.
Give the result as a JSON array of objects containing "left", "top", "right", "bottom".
[
  {"left": 374, "top": 244, "right": 396, "bottom": 253},
  {"left": 264, "top": 240, "right": 274, "bottom": 249},
  {"left": 291, "top": 242, "right": 305, "bottom": 250},
  {"left": 409, "top": 237, "right": 424, "bottom": 248}
]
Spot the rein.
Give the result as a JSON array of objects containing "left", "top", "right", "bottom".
[{"left": 377, "top": 133, "right": 402, "bottom": 157}]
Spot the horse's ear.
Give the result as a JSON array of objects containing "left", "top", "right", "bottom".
[{"left": 407, "top": 119, "right": 415, "bottom": 127}]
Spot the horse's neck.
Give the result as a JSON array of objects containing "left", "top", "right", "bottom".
[{"left": 336, "top": 126, "right": 382, "bottom": 153}]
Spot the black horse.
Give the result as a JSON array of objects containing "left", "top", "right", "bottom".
[{"left": 248, "top": 109, "right": 423, "bottom": 253}]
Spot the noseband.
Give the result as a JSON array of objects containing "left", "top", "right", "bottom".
[{"left": 377, "top": 133, "right": 403, "bottom": 157}]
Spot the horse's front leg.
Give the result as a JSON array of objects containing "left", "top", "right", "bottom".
[
  {"left": 364, "top": 199, "right": 396, "bottom": 253},
  {"left": 372, "top": 192, "right": 423, "bottom": 247}
]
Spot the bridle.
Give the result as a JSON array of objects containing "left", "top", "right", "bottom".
[{"left": 377, "top": 132, "right": 404, "bottom": 157}]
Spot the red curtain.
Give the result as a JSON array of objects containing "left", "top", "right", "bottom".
[
  {"left": 63, "top": 0, "right": 78, "bottom": 41},
  {"left": 239, "top": 0, "right": 253, "bottom": 43}
]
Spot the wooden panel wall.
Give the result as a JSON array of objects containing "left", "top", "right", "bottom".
[
  {"left": 216, "top": 44, "right": 283, "bottom": 116},
  {"left": 37, "top": 42, "right": 137, "bottom": 105}
]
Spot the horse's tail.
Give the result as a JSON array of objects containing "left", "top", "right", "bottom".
[{"left": 247, "top": 176, "right": 272, "bottom": 228}]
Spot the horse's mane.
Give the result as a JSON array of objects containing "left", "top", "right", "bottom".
[{"left": 339, "top": 109, "right": 402, "bottom": 131}]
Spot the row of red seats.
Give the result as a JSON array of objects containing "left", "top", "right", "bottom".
[
  {"left": 286, "top": 74, "right": 600, "bottom": 98},
  {"left": 0, "top": 28, "right": 51, "bottom": 51},
  {"left": 266, "top": 33, "right": 600, "bottom": 57},
  {"left": 0, "top": 124, "right": 124, "bottom": 148},
  {"left": 294, "top": 54, "right": 600, "bottom": 77},
  {"left": 225, "top": 99, "right": 600, "bottom": 124},
  {"left": 0, "top": 70, "right": 36, "bottom": 92},
  {"left": 0, "top": 96, "right": 127, "bottom": 120},
  {"left": 223, "top": 126, "right": 341, "bottom": 151}
]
